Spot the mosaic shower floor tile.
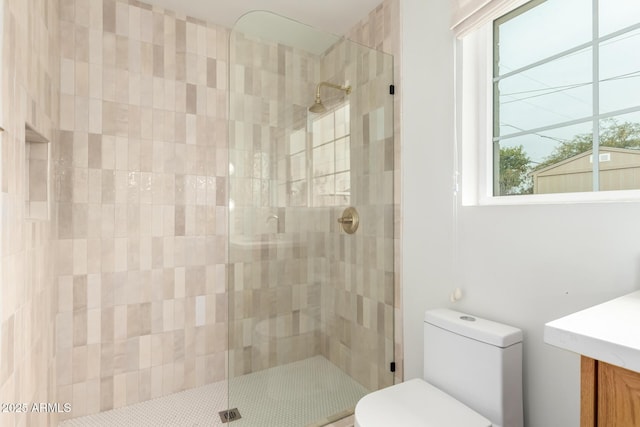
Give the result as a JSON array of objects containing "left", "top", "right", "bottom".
[{"left": 59, "top": 356, "right": 367, "bottom": 427}]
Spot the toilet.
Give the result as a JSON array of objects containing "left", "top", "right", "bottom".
[{"left": 355, "top": 308, "right": 523, "bottom": 427}]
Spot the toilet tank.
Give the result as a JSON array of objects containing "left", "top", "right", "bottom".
[{"left": 424, "top": 309, "right": 523, "bottom": 427}]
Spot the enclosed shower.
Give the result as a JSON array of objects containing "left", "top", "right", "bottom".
[
  {"left": 227, "top": 11, "right": 395, "bottom": 426},
  {"left": 42, "top": 3, "right": 393, "bottom": 426}
]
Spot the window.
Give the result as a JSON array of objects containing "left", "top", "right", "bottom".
[
  {"left": 464, "top": 0, "right": 640, "bottom": 202},
  {"left": 286, "top": 103, "right": 351, "bottom": 207}
]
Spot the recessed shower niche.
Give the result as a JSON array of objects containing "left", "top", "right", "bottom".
[{"left": 24, "top": 124, "right": 50, "bottom": 220}]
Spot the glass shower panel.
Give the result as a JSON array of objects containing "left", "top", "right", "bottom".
[{"left": 228, "top": 11, "right": 394, "bottom": 426}]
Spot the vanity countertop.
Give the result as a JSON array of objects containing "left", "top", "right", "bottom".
[{"left": 544, "top": 290, "right": 640, "bottom": 373}]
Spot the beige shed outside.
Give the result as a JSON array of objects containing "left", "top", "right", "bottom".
[{"left": 532, "top": 147, "right": 640, "bottom": 194}]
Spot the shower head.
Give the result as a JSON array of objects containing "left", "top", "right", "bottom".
[
  {"left": 308, "top": 82, "right": 351, "bottom": 113},
  {"left": 309, "top": 96, "right": 327, "bottom": 114}
]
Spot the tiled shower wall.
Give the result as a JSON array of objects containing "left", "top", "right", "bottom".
[
  {"left": 347, "top": 0, "right": 402, "bottom": 386},
  {"left": 228, "top": 0, "right": 402, "bottom": 394},
  {"left": 316, "top": 37, "right": 395, "bottom": 391},
  {"left": 55, "top": 0, "right": 228, "bottom": 419},
  {"left": 227, "top": 30, "right": 323, "bottom": 377},
  {"left": 0, "top": 0, "right": 401, "bottom": 425},
  {"left": 0, "top": 0, "right": 60, "bottom": 426},
  {"left": 227, "top": 27, "right": 396, "bottom": 392}
]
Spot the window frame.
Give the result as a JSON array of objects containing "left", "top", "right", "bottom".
[
  {"left": 286, "top": 101, "right": 351, "bottom": 207},
  {"left": 460, "top": 0, "right": 640, "bottom": 206}
]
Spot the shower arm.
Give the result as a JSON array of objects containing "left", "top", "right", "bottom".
[{"left": 314, "top": 82, "right": 352, "bottom": 101}]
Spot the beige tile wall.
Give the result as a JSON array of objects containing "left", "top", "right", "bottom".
[
  {"left": 56, "top": 0, "right": 229, "bottom": 420},
  {"left": 227, "top": 29, "right": 323, "bottom": 377},
  {"left": 0, "top": 0, "right": 400, "bottom": 425},
  {"left": 0, "top": 0, "right": 61, "bottom": 426},
  {"left": 316, "top": 35, "right": 396, "bottom": 391},
  {"left": 347, "top": 0, "right": 402, "bottom": 386},
  {"left": 228, "top": 0, "right": 402, "bottom": 395}
]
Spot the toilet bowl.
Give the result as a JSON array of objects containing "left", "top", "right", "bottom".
[
  {"left": 355, "top": 378, "right": 491, "bottom": 427},
  {"left": 354, "top": 308, "right": 523, "bottom": 427}
]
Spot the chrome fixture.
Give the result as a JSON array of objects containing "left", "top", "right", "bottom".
[{"left": 309, "top": 82, "right": 352, "bottom": 113}]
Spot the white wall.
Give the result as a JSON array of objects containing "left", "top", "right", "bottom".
[
  {"left": 400, "top": 1, "right": 640, "bottom": 426},
  {"left": 400, "top": 0, "right": 456, "bottom": 380}
]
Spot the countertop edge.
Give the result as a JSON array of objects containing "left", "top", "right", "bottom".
[
  {"left": 545, "top": 324, "right": 640, "bottom": 372},
  {"left": 544, "top": 292, "right": 640, "bottom": 374}
]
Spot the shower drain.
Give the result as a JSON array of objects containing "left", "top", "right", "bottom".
[{"left": 219, "top": 408, "right": 242, "bottom": 423}]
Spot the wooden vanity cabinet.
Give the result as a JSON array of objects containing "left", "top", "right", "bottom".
[{"left": 581, "top": 356, "right": 640, "bottom": 427}]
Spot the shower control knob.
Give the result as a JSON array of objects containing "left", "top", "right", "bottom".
[{"left": 337, "top": 207, "right": 359, "bottom": 234}]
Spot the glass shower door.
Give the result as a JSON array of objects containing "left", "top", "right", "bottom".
[{"left": 227, "top": 11, "right": 394, "bottom": 426}]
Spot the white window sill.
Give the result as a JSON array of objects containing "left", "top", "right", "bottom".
[{"left": 473, "top": 189, "right": 640, "bottom": 206}]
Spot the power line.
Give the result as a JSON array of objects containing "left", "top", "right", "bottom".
[
  {"left": 500, "top": 69, "right": 640, "bottom": 103},
  {"left": 500, "top": 123, "right": 568, "bottom": 143},
  {"left": 500, "top": 82, "right": 592, "bottom": 97},
  {"left": 501, "top": 82, "right": 591, "bottom": 104}
]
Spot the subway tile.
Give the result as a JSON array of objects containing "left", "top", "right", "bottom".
[
  {"left": 150, "top": 365, "right": 163, "bottom": 398},
  {"left": 113, "top": 373, "right": 127, "bottom": 408},
  {"left": 58, "top": 203, "right": 73, "bottom": 239},
  {"left": 60, "top": 94, "right": 76, "bottom": 131},
  {"left": 162, "top": 362, "right": 174, "bottom": 395},
  {"left": 72, "top": 381, "right": 88, "bottom": 417},
  {"left": 129, "top": 5, "right": 141, "bottom": 42},
  {"left": 127, "top": 337, "right": 140, "bottom": 372},
  {"left": 137, "top": 138, "right": 152, "bottom": 172},
  {"left": 88, "top": 133, "right": 103, "bottom": 169},
  {"left": 103, "top": 0, "right": 116, "bottom": 33},
  {"left": 87, "top": 343, "right": 101, "bottom": 380},
  {"left": 152, "top": 11, "right": 165, "bottom": 46},
  {"left": 127, "top": 304, "right": 141, "bottom": 338},
  {"left": 100, "top": 376, "right": 114, "bottom": 412},
  {"left": 60, "top": 0, "right": 75, "bottom": 23},
  {"left": 115, "top": 2, "right": 129, "bottom": 37},
  {"left": 87, "top": 307, "right": 102, "bottom": 344},
  {"left": 139, "top": 334, "right": 151, "bottom": 370},
  {"left": 116, "top": 35, "right": 129, "bottom": 70},
  {"left": 101, "top": 135, "right": 116, "bottom": 170},
  {"left": 61, "top": 21, "right": 76, "bottom": 60},
  {"left": 76, "top": 26, "right": 90, "bottom": 62},
  {"left": 61, "top": 58, "right": 76, "bottom": 95},
  {"left": 126, "top": 371, "right": 139, "bottom": 405},
  {"left": 73, "top": 239, "right": 88, "bottom": 275},
  {"left": 140, "top": 302, "right": 152, "bottom": 336},
  {"left": 89, "top": 29, "right": 103, "bottom": 65},
  {"left": 206, "top": 58, "right": 216, "bottom": 88},
  {"left": 73, "top": 275, "right": 88, "bottom": 311},
  {"left": 85, "top": 378, "right": 102, "bottom": 416},
  {"left": 72, "top": 345, "right": 88, "bottom": 382},
  {"left": 140, "top": 9, "right": 153, "bottom": 43},
  {"left": 101, "top": 238, "right": 115, "bottom": 272},
  {"left": 72, "top": 203, "right": 88, "bottom": 238}
]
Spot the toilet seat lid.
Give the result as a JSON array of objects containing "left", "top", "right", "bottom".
[{"left": 354, "top": 379, "right": 492, "bottom": 427}]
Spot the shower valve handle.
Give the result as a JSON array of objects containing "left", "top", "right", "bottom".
[{"left": 337, "top": 207, "right": 359, "bottom": 234}]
